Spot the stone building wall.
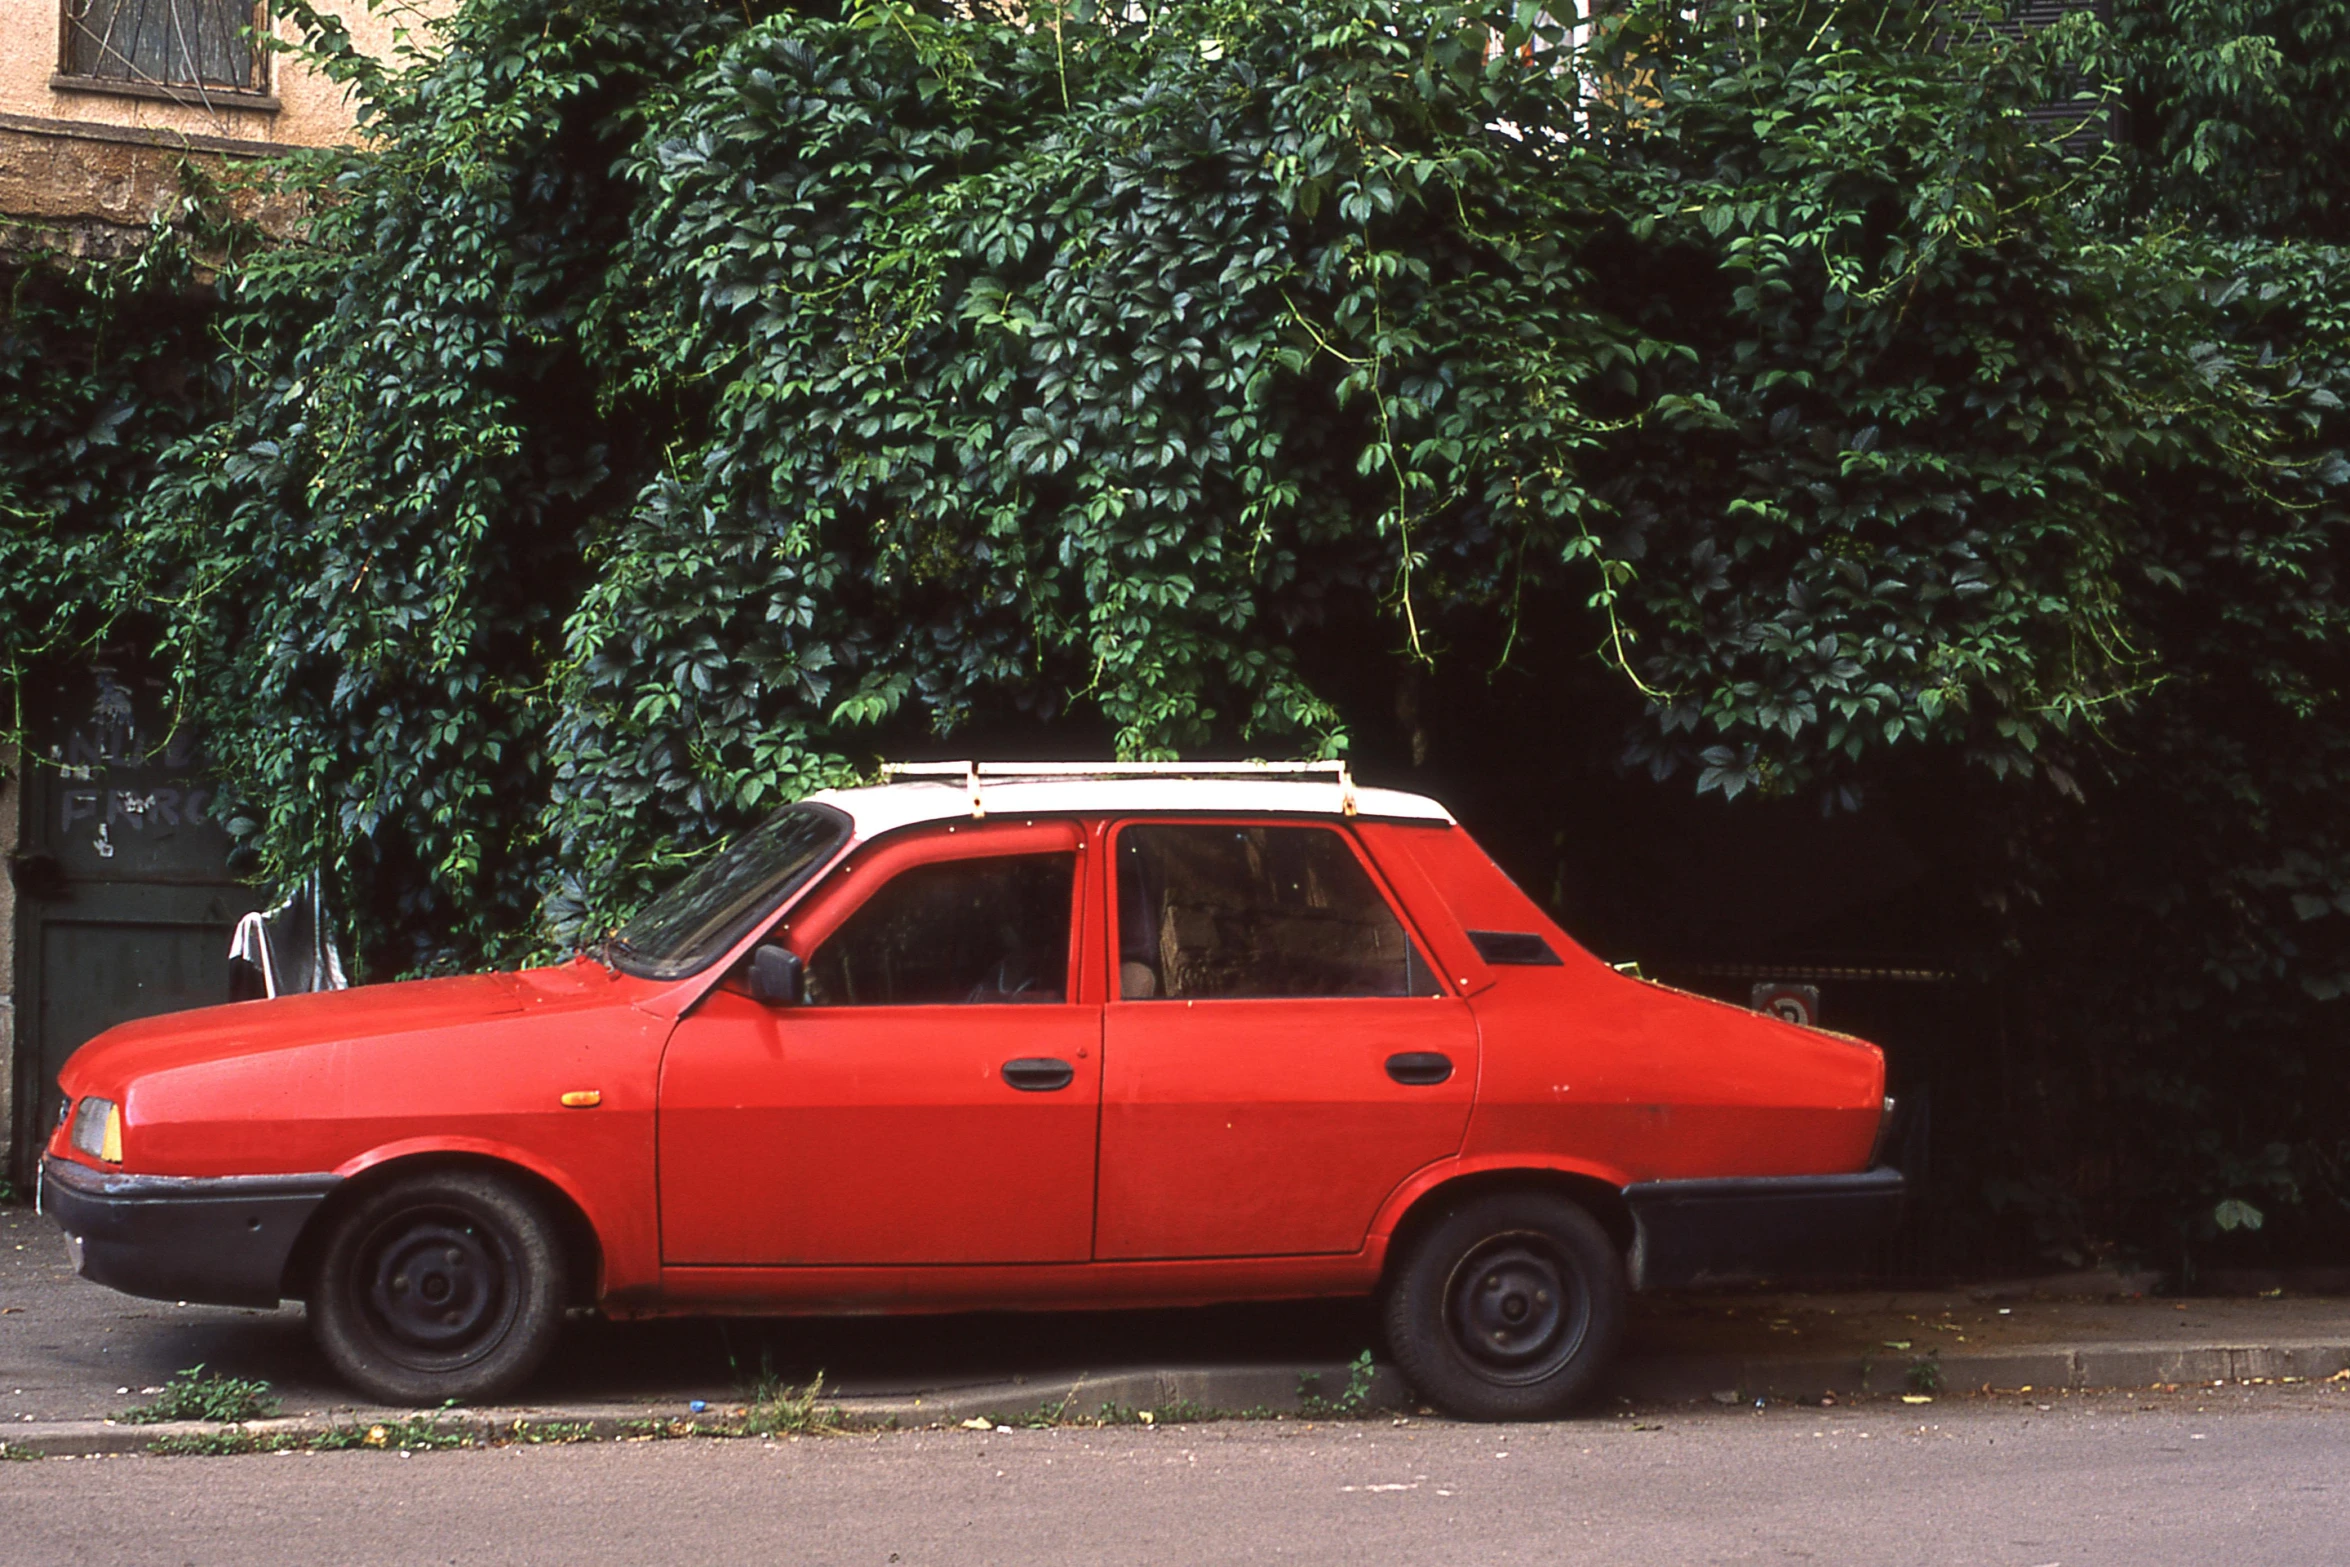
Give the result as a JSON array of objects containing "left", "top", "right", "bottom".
[
  {"left": 0, "top": 0, "right": 427, "bottom": 253},
  {"left": 0, "top": 0, "right": 416, "bottom": 146},
  {"left": 0, "top": 113, "right": 298, "bottom": 260}
]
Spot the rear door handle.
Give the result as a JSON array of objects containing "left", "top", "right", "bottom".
[
  {"left": 1002, "top": 1057, "right": 1076, "bottom": 1092},
  {"left": 1386, "top": 1052, "right": 1454, "bottom": 1086}
]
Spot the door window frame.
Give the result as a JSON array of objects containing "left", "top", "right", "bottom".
[
  {"left": 761, "top": 819, "right": 1098, "bottom": 1009},
  {"left": 1102, "top": 816, "right": 1459, "bottom": 1004}
]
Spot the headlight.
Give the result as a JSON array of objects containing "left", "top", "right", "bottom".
[{"left": 69, "top": 1097, "right": 122, "bottom": 1164}]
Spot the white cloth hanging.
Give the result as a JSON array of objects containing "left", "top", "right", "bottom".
[{"left": 225, "top": 870, "right": 350, "bottom": 999}]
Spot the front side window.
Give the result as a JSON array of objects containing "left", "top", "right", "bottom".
[
  {"left": 806, "top": 853, "right": 1075, "bottom": 1007},
  {"left": 63, "top": 0, "right": 268, "bottom": 92},
  {"left": 1116, "top": 823, "right": 1441, "bottom": 1000}
]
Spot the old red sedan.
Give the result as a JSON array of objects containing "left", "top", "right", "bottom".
[{"left": 42, "top": 762, "right": 1900, "bottom": 1419}]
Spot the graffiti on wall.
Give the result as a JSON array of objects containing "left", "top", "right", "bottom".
[{"left": 44, "top": 671, "right": 216, "bottom": 868}]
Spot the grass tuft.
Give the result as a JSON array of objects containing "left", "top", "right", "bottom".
[{"left": 738, "top": 1356, "right": 842, "bottom": 1437}]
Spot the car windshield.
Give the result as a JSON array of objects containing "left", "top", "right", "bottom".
[{"left": 606, "top": 803, "right": 850, "bottom": 980}]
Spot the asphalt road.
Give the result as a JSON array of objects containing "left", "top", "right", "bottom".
[{"left": 6, "top": 1387, "right": 2346, "bottom": 1566}]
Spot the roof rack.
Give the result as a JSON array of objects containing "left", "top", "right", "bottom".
[{"left": 877, "top": 759, "right": 1358, "bottom": 820}]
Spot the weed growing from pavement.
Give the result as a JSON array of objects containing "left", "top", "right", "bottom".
[
  {"left": 1096, "top": 1396, "right": 1219, "bottom": 1426},
  {"left": 313, "top": 1417, "right": 480, "bottom": 1452},
  {"left": 739, "top": 1371, "right": 842, "bottom": 1437},
  {"left": 725, "top": 1349, "right": 844, "bottom": 1437},
  {"left": 1298, "top": 1351, "right": 1379, "bottom": 1418},
  {"left": 976, "top": 1397, "right": 1288, "bottom": 1431},
  {"left": 148, "top": 1415, "right": 603, "bottom": 1457},
  {"left": 1004, "top": 1391, "right": 1080, "bottom": 1428},
  {"left": 145, "top": 1391, "right": 1373, "bottom": 1457},
  {"left": 508, "top": 1421, "right": 597, "bottom": 1444},
  {"left": 1906, "top": 1354, "right": 1945, "bottom": 1395},
  {"left": 148, "top": 1429, "right": 301, "bottom": 1456},
  {"left": 122, "top": 1366, "right": 280, "bottom": 1425},
  {"left": 138, "top": 1361, "right": 1398, "bottom": 1456},
  {"left": 0, "top": 1439, "right": 40, "bottom": 1461}
]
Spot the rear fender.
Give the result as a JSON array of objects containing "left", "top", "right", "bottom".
[{"left": 1366, "top": 1153, "right": 1637, "bottom": 1271}]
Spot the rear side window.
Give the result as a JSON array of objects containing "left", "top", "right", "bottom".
[
  {"left": 805, "top": 853, "right": 1075, "bottom": 1006},
  {"left": 1116, "top": 824, "right": 1441, "bottom": 1000}
]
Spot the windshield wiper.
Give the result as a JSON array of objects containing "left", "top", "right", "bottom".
[{"left": 593, "top": 932, "right": 640, "bottom": 973}]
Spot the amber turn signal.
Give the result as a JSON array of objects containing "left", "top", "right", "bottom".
[{"left": 559, "top": 1090, "right": 602, "bottom": 1108}]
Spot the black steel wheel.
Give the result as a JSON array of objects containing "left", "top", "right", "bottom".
[
  {"left": 1383, "top": 1190, "right": 1624, "bottom": 1420},
  {"left": 310, "top": 1170, "right": 567, "bottom": 1406}
]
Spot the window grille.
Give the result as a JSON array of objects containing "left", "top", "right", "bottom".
[
  {"left": 1988, "top": 0, "right": 2114, "bottom": 151},
  {"left": 61, "top": 0, "right": 268, "bottom": 95}
]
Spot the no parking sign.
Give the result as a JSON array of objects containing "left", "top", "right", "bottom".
[{"left": 1750, "top": 981, "right": 1821, "bottom": 1028}]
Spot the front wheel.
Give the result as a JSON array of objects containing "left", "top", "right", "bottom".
[
  {"left": 1383, "top": 1190, "right": 1626, "bottom": 1421},
  {"left": 309, "top": 1170, "right": 568, "bottom": 1406}
]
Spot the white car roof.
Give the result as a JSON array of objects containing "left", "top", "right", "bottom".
[{"left": 804, "top": 771, "right": 1454, "bottom": 843}]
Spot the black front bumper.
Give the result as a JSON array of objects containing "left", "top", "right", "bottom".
[
  {"left": 40, "top": 1154, "right": 340, "bottom": 1309},
  {"left": 1624, "top": 1167, "right": 1906, "bottom": 1290}
]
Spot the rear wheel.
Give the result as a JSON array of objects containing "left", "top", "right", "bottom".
[
  {"left": 310, "top": 1170, "right": 567, "bottom": 1406},
  {"left": 1383, "top": 1189, "right": 1625, "bottom": 1420}
]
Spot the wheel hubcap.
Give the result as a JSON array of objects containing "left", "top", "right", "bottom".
[
  {"left": 356, "top": 1206, "right": 519, "bottom": 1371},
  {"left": 1443, "top": 1234, "right": 1590, "bottom": 1386}
]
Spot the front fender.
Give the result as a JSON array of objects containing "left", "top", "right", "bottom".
[{"left": 331, "top": 1135, "right": 644, "bottom": 1296}]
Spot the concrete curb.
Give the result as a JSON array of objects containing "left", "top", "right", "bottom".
[
  {"left": 5, "top": 1344, "right": 2344, "bottom": 1459},
  {"left": 0, "top": 1359, "right": 1411, "bottom": 1459}
]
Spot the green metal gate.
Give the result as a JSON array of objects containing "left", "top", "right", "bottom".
[{"left": 10, "top": 664, "right": 255, "bottom": 1184}]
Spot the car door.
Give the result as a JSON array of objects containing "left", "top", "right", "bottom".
[
  {"left": 658, "top": 820, "right": 1101, "bottom": 1265},
  {"left": 1095, "top": 818, "right": 1480, "bottom": 1260}
]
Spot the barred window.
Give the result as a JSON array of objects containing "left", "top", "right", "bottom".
[{"left": 63, "top": 0, "right": 268, "bottom": 94}]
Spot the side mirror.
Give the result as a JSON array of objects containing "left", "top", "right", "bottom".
[{"left": 748, "top": 943, "right": 804, "bottom": 1007}]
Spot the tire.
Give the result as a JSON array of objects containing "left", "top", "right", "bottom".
[
  {"left": 1382, "top": 1189, "right": 1626, "bottom": 1421},
  {"left": 309, "top": 1169, "right": 568, "bottom": 1407}
]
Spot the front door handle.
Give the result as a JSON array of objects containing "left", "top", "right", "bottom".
[
  {"left": 1002, "top": 1057, "right": 1076, "bottom": 1092},
  {"left": 1386, "top": 1052, "right": 1454, "bottom": 1086}
]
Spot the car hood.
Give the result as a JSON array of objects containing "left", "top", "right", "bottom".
[{"left": 61, "top": 961, "right": 654, "bottom": 1086}]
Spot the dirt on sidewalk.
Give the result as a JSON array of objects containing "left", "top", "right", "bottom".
[{"left": 1626, "top": 1285, "right": 2350, "bottom": 1365}]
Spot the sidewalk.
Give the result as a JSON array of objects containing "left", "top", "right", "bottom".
[
  {"left": 1613, "top": 1283, "right": 2350, "bottom": 1401},
  {"left": 6, "top": 1204, "right": 2348, "bottom": 1456}
]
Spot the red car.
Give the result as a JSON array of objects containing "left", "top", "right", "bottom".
[{"left": 41, "top": 762, "right": 1900, "bottom": 1420}]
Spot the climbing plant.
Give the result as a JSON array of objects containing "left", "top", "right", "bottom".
[{"left": 0, "top": 234, "right": 221, "bottom": 733}]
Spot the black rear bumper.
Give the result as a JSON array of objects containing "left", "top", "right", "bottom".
[
  {"left": 1623, "top": 1167, "right": 1905, "bottom": 1290},
  {"left": 40, "top": 1154, "right": 339, "bottom": 1309}
]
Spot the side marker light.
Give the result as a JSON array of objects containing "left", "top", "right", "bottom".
[{"left": 560, "top": 1090, "right": 603, "bottom": 1108}]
